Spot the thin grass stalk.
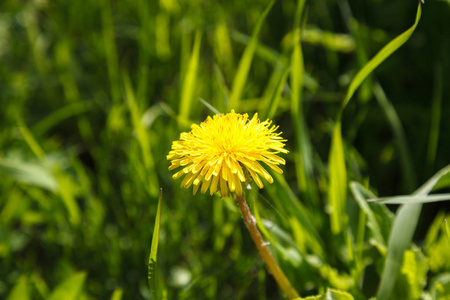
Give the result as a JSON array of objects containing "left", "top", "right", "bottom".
[{"left": 235, "top": 194, "right": 300, "bottom": 299}]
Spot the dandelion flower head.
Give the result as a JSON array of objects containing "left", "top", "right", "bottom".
[{"left": 167, "top": 110, "right": 288, "bottom": 196}]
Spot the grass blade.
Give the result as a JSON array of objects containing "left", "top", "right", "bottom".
[
  {"left": 373, "top": 82, "right": 416, "bottom": 191},
  {"left": 148, "top": 189, "right": 163, "bottom": 300},
  {"left": 350, "top": 182, "right": 386, "bottom": 248},
  {"left": 228, "top": 0, "right": 276, "bottom": 109},
  {"left": 377, "top": 163, "right": 450, "bottom": 299},
  {"left": 265, "top": 65, "right": 290, "bottom": 120},
  {"left": 328, "top": 2, "right": 422, "bottom": 235},
  {"left": 340, "top": 3, "right": 422, "bottom": 111},
  {"left": 328, "top": 123, "right": 347, "bottom": 234},
  {"left": 377, "top": 203, "right": 422, "bottom": 300},
  {"left": 414, "top": 164, "right": 450, "bottom": 195},
  {"left": 199, "top": 98, "right": 221, "bottom": 115},
  {"left": 427, "top": 63, "right": 443, "bottom": 168},
  {"left": 6, "top": 275, "right": 30, "bottom": 300},
  {"left": 110, "top": 288, "right": 123, "bottom": 300},
  {"left": 265, "top": 172, "right": 324, "bottom": 256},
  {"left": 100, "top": 0, "right": 120, "bottom": 104},
  {"left": 290, "top": 0, "right": 318, "bottom": 205},
  {"left": 180, "top": 30, "right": 202, "bottom": 120},
  {"left": 123, "top": 72, "right": 159, "bottom": 197},
  {"left": 32, "top": 101, "right": 95, "bottom": 137},
  {"left": 445, "top": 219, "right": 450, "bottom": 250},
  {"left": 368, "top": 193, "right": 450, "bottom": 205}
]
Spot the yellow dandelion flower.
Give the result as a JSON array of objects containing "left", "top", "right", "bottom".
[{"left": 167, "top": 110, "right": 288, "bottom": 196}]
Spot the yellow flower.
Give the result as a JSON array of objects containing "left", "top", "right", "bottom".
[{"left": 167, "top": 110, "right": 288, "bottom": 196}]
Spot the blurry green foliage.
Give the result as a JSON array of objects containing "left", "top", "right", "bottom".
[{"left": 1, "top": 0, "right": 450, "bottom": 299}]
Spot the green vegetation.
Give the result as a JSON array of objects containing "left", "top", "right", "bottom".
[{"left": 1, "top": 0, "right": 450, "bottom": 299}]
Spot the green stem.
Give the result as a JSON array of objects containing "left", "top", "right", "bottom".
[{"left": 235, "top": 194, "right": 300, "bottom": 299}]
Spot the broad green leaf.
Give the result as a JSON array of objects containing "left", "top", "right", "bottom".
[
  {"left": 377, "top": 162, "right": 450, "bottom": 300},
  {"left": 319, "top": 265, "right": 354, "bottom": 291},
  {"left": 180, "top": 30, "right": 202, "bottom": 120},
  {"left": 424, "top": 213, "right": 450, "bottom": 272},
  {"left": 48, "top": 271, "right": 86, "bottom": 300},
  {"left": 0, "top": 158, "right": 58, "bottom": 192},
  {"left": 377, "top": 203, "right": 422, "bottom": 300},
  {"left": 430, "top": 273, "right": 450, "bottom": 300},
  {"left": 228, "top": 0, "right": 275, "bottom": 109},
  {"left": 298, "top": 288, "right": 354, "bottom": 300},
  {"left": 148, "top": 189, "right": 163, "bottom": 300},
  {"left": 391, "top": 248, "right": 428, "bottom": 300},
  {"left": 6, "top": 275, "right": 30, "bottom": 300}
]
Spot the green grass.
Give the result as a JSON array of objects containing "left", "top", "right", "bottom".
[{"left": 1, "top": 0, "right": 450, "bottom": 299}]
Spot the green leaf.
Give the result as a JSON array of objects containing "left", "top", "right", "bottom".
[
  {"left": 328, "top": 123, "right": 347, "bottom": 234},
  {"left": 350, "top": 182, "right": 393, "bottom": 250},
  {"left": 265, "top": 172, "right": 324, "bottom": 256},
  {"left": 373, "top": 82, "right": 416, "bottom": 191},
  {"left": 123, "top": 72, "right": 159, "bottom": 197},
  {"left": 445, "top": 219, "right": 450, "bottom": 250},
  {"left": 48, "top": 271, "right": 86, "bottom": 300},
  {"left": 110, "top": 288, "right": 123, "bottom": 300},
  {"left": 431, "top": 165, "right": 450, "bottom": 192},
  {"left": 6, "top": 275, "right": 30, "bottom": 300},
  {"left": 424, "top": 213, "right": 450, "bottom": 273},
  {"left": 148, "top": 189, "right": 163, "bottom": 300},
  {"left": 391, "top": 248, "right": 428, "bottom": 300},
  {"left": 377, "top": 163, "right": 450, "bottom": 300},
  {"left": 0, "top": 158, "right": 58, "bottom": 192},
  {"left": 180, "top": 30, "right": 202, "bottom": 120},
  {"left": 430, "top": 273, "right": 450, "bottom": 300},
  {"left": 265, "top": 64, "right": 290, "bottom": 120},
  {"left": 328, "top": 2, "right": 422, "bottom": 236},
  {"left": 426, "top": 63, "right": 443, "bottom": 167},
  {"left": 298, "top": 288, "right": 354, "bottom": 300},
  {"left": 368, "top": 193, "right": 450, "bottom": 205},
  {"left": 340, "top": 3, "right": 422, "bottom": 110},
  {"left": 32, "top": 101, "right": 95, "bottom": 137},
  {"left": 228, "top": 0, "right": 275, "bottom": 109}
]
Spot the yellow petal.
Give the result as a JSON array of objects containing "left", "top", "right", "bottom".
[{"left": 210, "top": 174, "right": 220, "bottom": 196}]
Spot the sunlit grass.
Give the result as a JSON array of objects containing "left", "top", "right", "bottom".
[{"left": 1, "top": 0, "right": 450, "bottom": 299}]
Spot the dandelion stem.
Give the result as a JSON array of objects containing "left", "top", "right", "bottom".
[{"left": 235, "top": 194, "right": 300, "bottom": 299}]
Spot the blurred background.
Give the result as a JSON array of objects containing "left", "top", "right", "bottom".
[{"left": 1, "top": 0, "right": 449, "bottom": 299}]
